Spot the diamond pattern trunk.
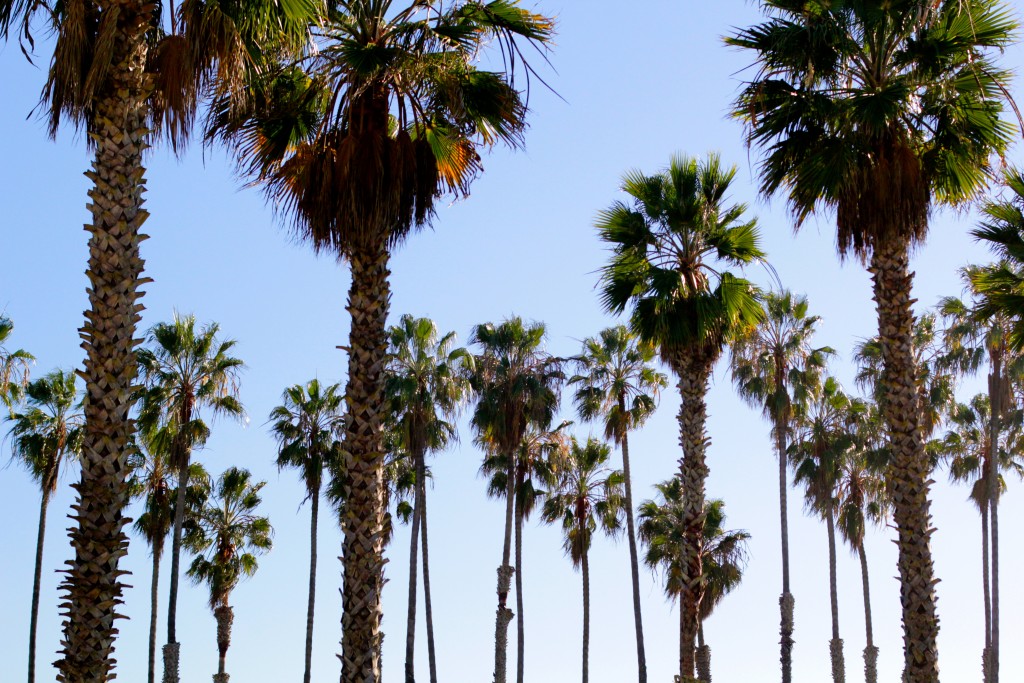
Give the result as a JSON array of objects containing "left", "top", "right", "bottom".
[
  {"left": 55, "top": 10, "right": 150, "bottom": 679},
  {"left": 868, "top": 236, "right": 939, "bottom": 682},
  {"left": 340, "top": 241, "right": 390, "bottom": 683}
]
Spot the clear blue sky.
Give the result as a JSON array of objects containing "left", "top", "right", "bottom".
[{"left": 2, "top": 2, "right": 1023, "bottom": 682}]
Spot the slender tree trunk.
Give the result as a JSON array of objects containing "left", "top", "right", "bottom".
[
  {"left": 405, "top": 450, "right": 423, "bottom": 683},
  {"left": 987, "top": 364, "right": 1003, "bottom": 683},
  {"left": 618, "top": 404, "right": 647, "bottom": 683},
  {"left": 493, "top": 453, "right": 516, "bottom": 683},
  {"left": 164, "top": 459, "right": 191, "bottom": 683},
  {"left": 990, "top": 488, "right": 1000, "bottom": 683},
  {"left": 868, "top": 237, "right": 939, "bottom": 683},
  {"left": 774, "top": 418, "right": 794, "bottom": 683},
  {"left": 149, "top": 537, "right": 165, "bottom": 683},
  {"left": 514, "top": 472, "right": 526, "bottom": 683},
  {"left": 678, "top": 598, "right": 685, "bottom": 679},
  {"left": 670, "top": 350, "right": 715, "bottom": 681},
  {"left": 858, "top": 544, "right": 877, "bottom": 683},
  {"left": 825, "top": 504, "right": 845, "bottom": 683},
  {"left": 981, "top": 504, "right": 992, "bottom": 683},
  {"left": 56, "top": 19, "right": 151, "bottom": 682},
  {"left": 419, "top": 483, "right": 438, "bottom": 683},
  {"left": 28, "top": 490, "right": 51, "bottom": 683},
  {"left": 695, "top": 622, "right": 711, "bottom": 683},
  {"left": 213, "top": 603, "right": 234, "bottom": 683},
  {"left": 581, "top": 548, "right": 590, "bottom": 683},
  {"left": 340, "top": 241, "right": 391, "bottom": 683},
  {"left": 305, "top": 483, "right": 321, "bottom": 683}
]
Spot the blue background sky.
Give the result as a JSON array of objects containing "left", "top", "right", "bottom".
[{"left": 2, "top": 2, "right": 1024, "bottom": 682}]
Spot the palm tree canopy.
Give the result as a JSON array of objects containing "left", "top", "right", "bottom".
[
  {"left": 185, "top": 466, "right": 273, "bottom": 608},
  {"left": 597, "top": 153, "right": 765, "bottom": 362},
  {"left": 8, "top": 369, "right": 84, "bottom": 495},
  {"left": 481, "top": 420, "right": 571, "bottom": 522},
  {"left": 791, "top": 376, "right": 858, "bottom": 517},
  {"left": 270, "top": 378, "right": 345, "bottom": 499},
  {"left": 729, "top": 0, "right": 1018, "bottom": 257},
  {"left": 0, "top": 316, "right": 34, "bottom": 408}
]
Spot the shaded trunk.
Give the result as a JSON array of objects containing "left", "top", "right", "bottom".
[
  {"left": 774, "top": 415, "right": 794, "bottom": 683},
  {"left": 164, "top": 454, "right": 192, "bottom": 683},
  {"left": 868, "top": 237, "right": 939, "bottom": 683},
  {"left": 981, "top": 504, "right": 992, "bottom": 683},
  {"left": 987, "top": 363, "right": 1003, "bottom": 683},
  {"left": 990, "top": 488, "right": 1000, "bottom": 683},
  {"left": 858, "top": 544, "right": 877, "bottom": 683},
  {"left": 581, "top": 549, "right": 590, "bottom": 683},
  {"left": 149, "top": 537, "right": 165, "bottom": 683},
  {"left": 419, "top": 483, "right": 437, "bottom": 683},
  {"left": 514, "top": 471, "right": 525, "bottom": 683},
  {"left": 340, "top": 241, "right": 391, "bottom": 683},
  {"left": 404, "top": 449, "right": 423, "bottom": 683},
  {"left": 618, "top": 405, "right": 647, "bottom": 683},
  {"left": 28, "top": 490, "right": 51, "bottom": 683},
  {"left": 825, "top": 504, "right": 845, "bottom": 683},
  {"left": 305, "top": 483, "right": 321, "bottom": 683},
  {"left": 214, "top": 603, "right": 234, "bottom": 679},
  {"left": 493, "top": 454, "right": 516, "bottom": 683},
  {"left": 56, "top": 17, "right": 151, "bottom": 681},
  {"left": 695, "top": 622, "right": 711, "bottom": 683}
]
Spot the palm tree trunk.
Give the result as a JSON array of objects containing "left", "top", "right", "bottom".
[
  {"left": 514, "top": 472, "right": 526, "bottom": 683},
  {"left": 419, "top": 482, "right": 438, "bottom": 683},
  {"left": 618, "top": 412, "right": 647, "bottom": 683},
  {"left": 148, "top": 537, "right": 165, "bottom": 683},
  {"left": 28, "top": 490, "right": 51, "bottom": 683},
  {"left": 695, "top": 622, "right": 711, "bottom": 683},
  {"left": 858, "top": 544, "right": 877, "bottom": 683},
  {"left": 671, "top": 351, "right": 715, "bottom": 680},
  {"left": 340, "top": 241, "right": 391, "bottom": 683},
  {"left": 678, "top": 598, "right": 685, "bottom": 679},
  {"left": 986, "top": 365, "right": 1003, "bottom": 683},
  {"left": 825, "top": 504, "right": 845, "bottom": 683},
  {"left": 213, "top": 603, "right": 234, "bottom": 682},
  {"left": 163, "top": 460, "right": 191, "bottom": 683},
  {"left": 56, "top": 21, "right": 151, "bottom": 683},
  {"left": 981, "top": 503, "right": 992, "bottom": 683},
  {"left": 989, "top": 490, "right": 1000, "bottom": 683},
  {"left": 493, "top": 451, "right": 516, "bottom": 683},
  {"left": 868, "top": 236, "right": 939, "bottom": 683},
  {"left": 305, "top": 484, "right": 321, "bottom": 683},
  {"left": 582, "top": 548, "right": 590, "bottom": 683},
  {"left": 405, "top": 449, "right": 423, "bottom": 683},
  {"left": 774, "top": 419, "right": 795, "bottom": 683}
]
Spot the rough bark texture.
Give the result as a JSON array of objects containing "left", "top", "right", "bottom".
[
  {"left": 148, "top": 538, "right": 164, "bottom": 683},
  {"left": 868, "top": 237, "right": 939, "bottom": 682},
  {"left": 405, "top": 460, "right": 422, "bottom": 683},
  {"left": 619, "top": 420, "right": 647, "bottom": 683},
  {"left": 514, "top": 475, "right": 525, "bottom": 683},
  {"left": 419, "top": 487, "right": 438, "bottom": 683},
  {"left": 581, "top": 550, "right": 590, "bottom": 683},
  {"left": 780, "top": 593, "right": 795, "bottom": 683},
  {"left": 858, "top": 545, "right": 877, "bottom": 683},
  {"left": 28, "top": 491, "right": 51, "bottom": 683},
  {"left": 826, "top": 506, "right": 845, "bottom": 683},
  {"left": 829, "top": 638, "right": 846, "bottom": 683},
  {"left": 669, "top": 350, "right": 715, "bottom": 680},
  {"left": 305, "top": 486, "right": 320, "bottom": 683},
  {"left": 215, "top": 604, "right": 234, "bottom": 676},
  {"left": 162, "top": 643, "right": 179, "bottom": 683},
  {"left": 55, "top": 14, "right": 150, "bottom": 680},
  {"left": 340, "top": 242, "right": 390, "bottom": 683},
  {"left": 775, "top": 417, "right": 794, "bottom": 683},
  {"left": 493, "top": 450, "right": 516, "bottom": 683},
  {"left": 695, "top": 647, "right": 711, "bottom": 683}
]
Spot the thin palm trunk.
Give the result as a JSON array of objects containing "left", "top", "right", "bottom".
[
  {"left": 419, "top": 483, "right": 437, "bottom": 683},
  {"left": 340, "top": 241, "right": 391, "bottom": 683},
  {"left": 869, "top": 236, "right": 939, "bottom": 683},
  {"left": 775, "top": 413, "right": 794, "bottom": 683},
  {"left": 493, "top": 453, "right": 516, "bottom": 683},
  {"left": 214, "top": 603, "right": 234, "bottom": 682},
  {"left": 148, "top": 537, "right": 165, "bottom": 683},
  {"left": 514, "top": 472, "right": 525, "bottom": 683},
  {"left": 581, "top": 548, "right": 590, "bottom": 683},
  {"left": 989, "top": 492, "right": 999, "bottom": 683},
  {"left": 405, "top": 452, "right": 423, "bottom": 683},
  {"left": 825, "top": 503, "right": 845, "bottom": 683},
  {"left": 57, "top": 23, "right": 150, "bottom": 683},
  {"left": 164, "top": 458, "right": 191, "bottom": 683},
  {"left": 305, "top": 483, "right": 321, "bottom": 683},
  {"left": 695, "top": 621, "right": 711, "bottom": 683},
  {"left": 981, "top": 502, "right": 992, "bottom": 683},
  {"left": 618, "top": 400, "right": 647, "bottom": 683},
  {"left": 28, "top": 489, "right": 51, "bottom": 683},
  {"left": 987, "top": 362, "right": 1002, "bottom": 683},
  {"left": 858, "top": 544, "right": 877, "bottom": 683},
  {"left": 678, "top": 598, "right": 685, "bottom": 678}
]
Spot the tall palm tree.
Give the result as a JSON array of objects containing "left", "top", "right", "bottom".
[
  {"left": 184, "top": 467, "right": 272, "bottom": 683},
  {"left": 470, "top": 317, "right": 562, "bottom": 683},
  {"left": 269, "top": 379, "right": 345, "bottom": 683},
  {"left": 729, "top": 4, "right": 1017, "bottom": 677},
  {"left": 136, "top": 314, "right": 245, "bottom": 681},
  {"left": 638, "top": 483, "right": 750, "bottom": 683},
  {"left": 792, "top": 377, "right": 857, "bottom": 683},
  {"left": 384, "top": 315, "right": 472, "bottom": 683},
  {"left": 0, "top": 5, "right": 311, "bottom": 679},
  {"left": 598, "top": 152, "right": 765, "bottom": 678},
  {"left": 0, "top": 316, "right": 33, "bottom": 410},
  {"left": 540, "top": 437, "right": 623, "bottom": 683},
  {"left": 729, "top": 290, "right": 831, "bottom": 681},
  {"left": 208, "top": 6, "right": 553, "bottom": 678},
  {"left": 569, "top": 325, "right": 666, "bottom": 683},
  {"left": 8, "top": 370, "right": 83, "bottom": 683}
]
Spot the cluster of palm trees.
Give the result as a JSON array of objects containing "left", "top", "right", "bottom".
[{"left": 1, "top": 0, "right": 1023, "bottom": 682}]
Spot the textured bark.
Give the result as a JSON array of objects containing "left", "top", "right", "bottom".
[
  {"left": 669, "top": 350, "right": 715, "bottom": 680},
  {"left": 825, "top": 505, "right": 845, "bottom": 683},
  {"left": 340, "top": 242, "right": 391, "bottom": 683},
  {"left": 829, "top": 638, "right": 846, "bottom": 683},
  {"left": 55, "top": 14, "right": 151, "bottom": 680},
  {"left": 981, "top": 505, "right": 992, "bottom": 683},
  {"left": 305, "top": 485, "right": 320, "bottom": 683},
  {"left": 618, "top": 411, "right": 647, "bottom": 683},
  {"left": 695, "top": 623, "right": 710, "bottom": 682},
  {"left": 493, "top": 449, "right": 516, "bottom": 683},
  {"left": 215, "top": 604, "right": 234, "bottom": 676},
  {"left": 405, "top": 455, "right": 422, "bottom": 683},
  {"left": 774, "top": 413, "right": 794, "bottom": 683},
  {"left": 419, "top": 486, "right": 437, "bottom": 683},
  {"left": 780, "top": 593, "right": 794, "bottom": 683},
  {"left": 858, "top": 545, "right": 877, "bottom": 683},
  {"left": 868, "top": 237, "right": 939, "bottom": 682},
  {"left": 28, "top": 491, "right": 51, "bottom": 683},
  {"left": 581, "top": 549, "right": 590, "bottom": 683},
  {"left": 514, "top": 472, "right": 525, "bottom": 683},
  {"left": 148, "top": 537, "right": 164, "bottom": 683}
]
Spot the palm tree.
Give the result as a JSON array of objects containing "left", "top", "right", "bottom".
[
  {"left": 0, "top": 4, "right": 310, "bottom": 678},
  {"left": 269, "top": 379, "right": 345, "bottom": 683},
  {"left": 638, "top": 483, "right": 750, "bottom": 683},
  {"left": 136, "top": 313, "right": 245, "bottom": 681},
  {"left": 0, "top": 316, "right": 33, "bottom": 410},
  {"left": 598, "top": 152, "right": 765, "bottom": 678},
  {"left": 184, "top": 467, "right": 272, "bottom": 683},
  {"left": 569, "top": 325, "right": 666, "bottom": 683},
  {"left": 729, "top": 4, "right": 1018, "bottom": 677},
  {"left": 384, "top": 315, "right": 471, "bottom": 683},
  {"left": 792, "top": 377, "right": 857, "bottom": 683},
  {"left": 540, "top": 437, "right": 623, "bottom": 683},
  {"left": 729, "top": 290, "right": 831, "bottom": 681},
  {"left": 470, "top": 317, "right": 562, "bottom": 683},
  {"left": 8, "top": 370, "right": 83, "bottom": 683}
]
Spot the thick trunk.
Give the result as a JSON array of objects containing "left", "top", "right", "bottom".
[
  {"left": 582, "top": 549, "right": 590, "bottom": 683},
  {"left": 404, "top": 449, "right": 423, "bottom": 683},
  {"left": 214, "top": 603, "right": 234, "bottom": 678},
  {"left": 419, "top": 482, "right": 438, "bottom": 683},
  {"left": 825, "top": 505, "right": 845, "bottom": 683},
  {"left": 775, "top": 418, "right": 795, "bottom": 683},
  {"left": 28, "top": 490, "right": 51, "bottom": 683},
  {"left": 149, "top": 537, "right": 164, "bottom": 683},
  {"left": 493, "top": 449, "right": 516, "bottom": 683},
  {"left": 868, "top": 237, "right": 939, "bottom": 682},
  {"left": 670, "top": 350, "right": 715, "bottom": 680},
  {"left": 619, "top": 415, "right": 647, "bottom": 683},
  {"left": 858, "top": 544, "right": 877, "bottom": 683},
  {"left": 340, "top": 241, "right": 391, "bottom": 683},
  {"left": 695, "top": 621, "right": 711, "bottom": 683},
  {"left": 56, "top": 17, "right": 151, "bottom": 681},
  {"left": 981, "top": 504, "right": 992, "bottom": 683},
  {"left": 514, "top": 473, "right": 525, "bottom": 683},
  {"left": 305, "top": 484, "right": 320, "bottom": 683}
]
